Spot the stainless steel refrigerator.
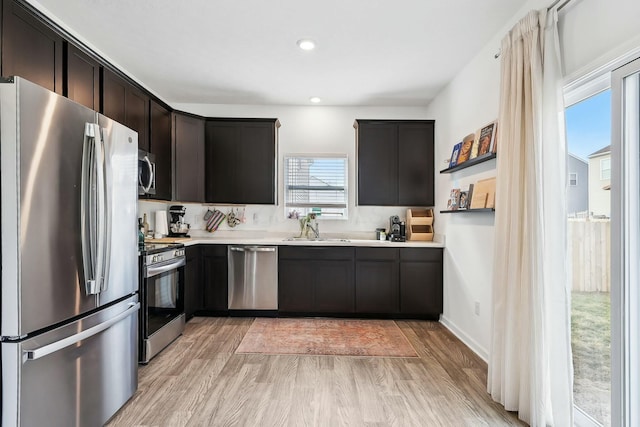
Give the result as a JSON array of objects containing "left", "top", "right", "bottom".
[{"left": 0, "top": 77, "right": 140, "bottom": 426}]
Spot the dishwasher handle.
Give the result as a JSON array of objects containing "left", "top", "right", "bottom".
[{"left": 229, "top": 246, "right": 276, "bottom": 253}]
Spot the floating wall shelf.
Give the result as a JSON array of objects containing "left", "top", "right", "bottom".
[
  {"left": 440, "top": 153, "right": 496, "bottom": 174},
  {"left": 439, "top": 208, "right": 495, "bottom": 214}
]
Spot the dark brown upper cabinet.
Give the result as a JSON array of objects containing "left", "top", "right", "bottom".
[
  {"left": 101, "top": 69, "right": 126, "bottom": 124},
  {"left": 173, "top": 112, "right": 205, "bottom": 203},
  {"left": 2, "top": 0, "right": 63, "bottom": 94},
  {"left": 150, "top": 100, "right": 172, "bottom": 201},
  {"left": 65, "top": 44, "right": 100, "bottom": 110},
  {"left": 102, "top": 68, "right": 149, "bottom": 151},
  {"left": 205, "top": 119, "right": 278, "bottom": 205},
  {"left": 355, "top": 120, "right": 435, "bottom": 207}
]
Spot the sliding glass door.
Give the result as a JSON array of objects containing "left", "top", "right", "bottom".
[{"left": 611, "top": 57, "right": 640, "bottom": 427}]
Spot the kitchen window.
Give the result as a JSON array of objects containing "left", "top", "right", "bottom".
[{"left": 284, "top": 155, "right": 348, "bottom": 219}]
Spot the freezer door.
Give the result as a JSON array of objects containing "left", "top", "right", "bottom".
[
  {"left": 0, "top": 78, "right": 98, "bottom": 337},
  {"left": 97, "top": 114, "right": 139, "bottom": 306},
  {"left": 1, "top": 296, "right": 139, "bottom": 427}
]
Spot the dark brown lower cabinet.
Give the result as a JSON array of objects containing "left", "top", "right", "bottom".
[
  {"left": 201, "top": 245, "right": 228, "bottom": 314},
  {"left": 184, "top": 246, "right": 202, "bottom": 320},
  {"left": 355, "top": 248, "right": 399, "bottom": 314},
  {"left": 399, "top": 248, "right": 443, "bottom": 318},
  {"left": 278, "top": 259, "right": 313, "bottom": 312},
  {"left": 191, "top": 244, "right": 442, "bottom": 319},
  {"left": 278, "top": 247, "right": 354, "bottom": 314}
]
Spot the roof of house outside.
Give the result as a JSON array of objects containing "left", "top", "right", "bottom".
[
  {"left": 568, "top": 152, "right": 588, "bottom": 164},
  {"left": 588, "top": 145, "right": 611, "bottom": 158}
]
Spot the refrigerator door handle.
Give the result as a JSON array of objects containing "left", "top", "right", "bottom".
[
  {"left": 81, "top": 123, "right": 107, "bottom": 295},
  {"left": 23, "top": 302, "right": 140, "bottom": 362}
]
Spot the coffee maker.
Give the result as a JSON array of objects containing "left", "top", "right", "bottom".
[
  {"left": 168, "top": 205, "right": 190, "bottom": 237},
  {"left": 388, "top": 215, "right": 406, "bottom": 242}
]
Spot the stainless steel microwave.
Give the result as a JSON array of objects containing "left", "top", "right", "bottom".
[{"left": 138, "top": 149, "right": 156, "bottom": 196}]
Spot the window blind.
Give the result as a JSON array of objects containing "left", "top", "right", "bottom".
[{"left": 284, "top": 155, "right": 347, "bottom": 219}]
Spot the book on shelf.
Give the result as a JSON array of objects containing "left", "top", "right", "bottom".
[
  {"left": 492, "top": 124, "right": 499, "bottom": 153},
  {"left": 456, "top": 133, "right": 475, "bottom": 164},
  {"left": 458, "top": 191, "right": 469, "bottom": 209},
  {"left": 449, "top": 142, "right": 462, "bottom": 167},
  {"left": 470, "top": 192, "right": 488, "bottom": 209},
  {"left": 469, "top": 133, "right": 480, "bottom": 161},
  {"left": 448, "top": 188, "right": 461, "bottom": 210},
  {"left": 477, "top": 121, "right": 497, "bottom": 156},
  {"left": 467, "top": 183, "right": 474, "bottom": 207}
]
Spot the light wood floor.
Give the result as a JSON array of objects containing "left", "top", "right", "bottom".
[{"left": 107, "top": 317, "right": 524, "bottom": 427}]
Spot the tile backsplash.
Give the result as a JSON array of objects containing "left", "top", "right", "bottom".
[{"left": 138, "top": 200, "right": 425, "bottom": 238}]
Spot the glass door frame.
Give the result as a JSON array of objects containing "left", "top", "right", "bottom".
[{"left": 611, "top": 56, "right": 640, "bottom": 427}]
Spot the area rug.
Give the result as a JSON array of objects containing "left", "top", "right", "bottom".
[{"left": 236, "top": 318, "right": 418, "bottom": 357}]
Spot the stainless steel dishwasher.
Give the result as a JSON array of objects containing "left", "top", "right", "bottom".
[{"left": 228, "top": 245, "right": 278, "bottom": 311}]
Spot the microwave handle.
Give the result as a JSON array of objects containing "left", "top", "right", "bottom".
[{"left": 139, "top": 155, "right": 154, "bottom": 193}]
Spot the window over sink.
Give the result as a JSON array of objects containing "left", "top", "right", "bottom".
[{"left": 284, "top": 155, "right": 348, "bottom": 219}]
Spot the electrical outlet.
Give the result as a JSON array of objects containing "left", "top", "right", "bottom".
[
  {"left": 253, "top": 213, "right": 259, "bottom": 222},
  {"left": 475, "top": 301, "right": 480, "bottom": 316}
]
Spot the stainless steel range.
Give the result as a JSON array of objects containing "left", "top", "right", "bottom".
[{"left": 139, "top": 243, "right": 186, "bottom": 363}]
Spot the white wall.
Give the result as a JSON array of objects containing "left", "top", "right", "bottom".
[
  {"left": 426, "top": 0, "right": 640, "bottom": 360},
  {"left": 143, "top": 105, "right": 430, "bottom": 237}
]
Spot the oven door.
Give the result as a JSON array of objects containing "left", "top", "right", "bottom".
[{"left": 143, "top": 257, "right": 185, "bottom": 337}]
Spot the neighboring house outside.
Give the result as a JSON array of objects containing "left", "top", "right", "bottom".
[
  {"left": 567, "top": 153, "right": 588, "bottom": 216},
  {"left": 587, "top": 145, "right": 611, "bottom": 218}
]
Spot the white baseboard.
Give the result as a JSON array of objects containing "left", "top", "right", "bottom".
[{"left": 439, "top": 315, "right": 489, "bottom": 362}]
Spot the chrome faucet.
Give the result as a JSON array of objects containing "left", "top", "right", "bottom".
[{"left": 307, "top": 220, "right": 320, "bottom": 239}]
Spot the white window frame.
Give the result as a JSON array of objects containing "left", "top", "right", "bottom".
[
  {"left": 569, "top": 172, "right": 578, "bottom": 186},
  {"left": 564, "top": 43, "right": 640, "bottom": 427},
  {"left": 601, "top": 158, "right": 611, "bottom": 180},
  {"left": 283, "top": 154, "right": 348, "bottom": 220}
]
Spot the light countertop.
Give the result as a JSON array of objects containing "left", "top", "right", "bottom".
[{"left": 146, "top": 231, "right": 445, "bottom": 248}]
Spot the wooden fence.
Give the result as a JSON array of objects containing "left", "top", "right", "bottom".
[{"left": 568, "top": 218, "right": 610, "bottom": 292}]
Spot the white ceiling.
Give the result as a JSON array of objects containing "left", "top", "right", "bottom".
[{"left": 30, "top": 0, "right": 527, "bottom": 107}]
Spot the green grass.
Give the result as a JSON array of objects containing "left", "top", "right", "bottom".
[{"left": 571, "top": 291, "right": 611, "bottom": 426}]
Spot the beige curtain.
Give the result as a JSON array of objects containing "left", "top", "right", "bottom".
[{"left": 488, "top": 8, "right": 573, "bottom": 426}]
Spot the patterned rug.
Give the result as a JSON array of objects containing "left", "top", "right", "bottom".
[{"left": 236, "top": 318, "right": 418, "bottom": 357}]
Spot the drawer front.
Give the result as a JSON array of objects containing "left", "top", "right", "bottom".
[
  {"left": 355, "top": 247, "right": 399, "bottom": 261},
  {"left": 400, "top": 247, "right": 443, "bottom": 262},
  {"left": 201, "top": 244, "right": 227, "bottom": 257},
  {"left": 279, "top": 246, "right": 354, "bottom": 261}
]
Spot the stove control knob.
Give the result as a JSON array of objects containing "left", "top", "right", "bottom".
[
  {"left": 175, "top": 249, "right": 183, "bottom": 257},
  {"left": 157, "top": 255, "right": 163, "bottom": 262},
  {"left": 152, "top": 255, "right": 158, "bottom": 263}
]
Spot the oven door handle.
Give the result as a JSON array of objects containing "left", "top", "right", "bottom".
[{"left": 145, "top": 257, "right": 186, "bottom": 278}]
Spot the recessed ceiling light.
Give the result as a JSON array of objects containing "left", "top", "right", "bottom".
[
  {"left": 309, "top": 97, "right": 322, "bottom": 104},
  {"left": 297, "top": 39, "right": 316, "bottom": 51}
]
